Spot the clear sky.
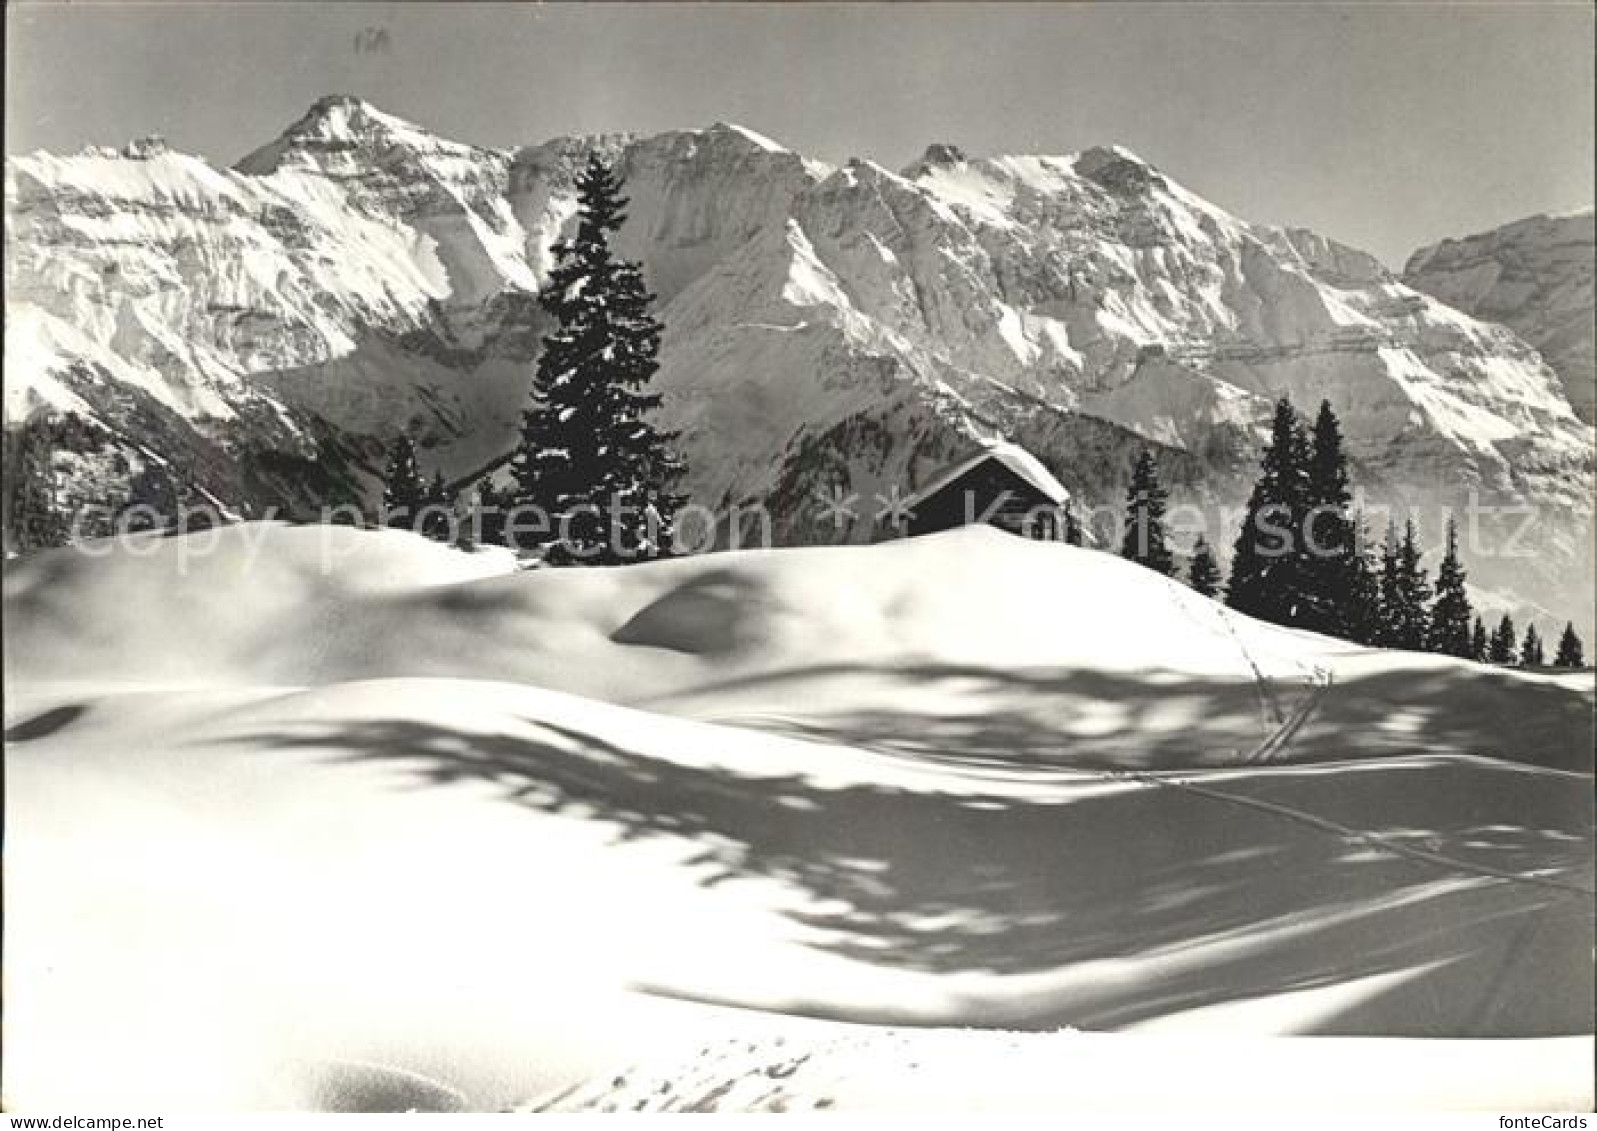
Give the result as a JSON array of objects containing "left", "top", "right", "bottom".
[{"left": 6, "top": 2, "right": 1592, "bottom": 267}]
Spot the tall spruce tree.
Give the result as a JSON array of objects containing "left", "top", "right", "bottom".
[
  {"left": 1428, "top": 518, "right": 1474, "bottom": 657},
  {"left": 1345, "top": 545, "right": 1384, "bottom": 646},
  {"left": 1397, "top": 520, "right": 1434, "bottom": 646},
  {"left": 1520, "top": 624, "right": 1545, "bottom": 667},
  {"left": 510, "top": 154, "right": 686, "bottom": 563},
  {"left": 1340, "top": 512, "right": 1384, "bottom": 646},
  {"left": 1119, "top": 450, "right": 1174, "bottom": 575},
  {"left": 1227, "top": 398, "right": 1312, "bottom": 625},
  {"left": 382, "top": 435, "right": 425, "bottom": 529},
  {"left": 1302, "top": 400, "right": 1356, "bottom": 635},
  {"left": 1554, "top": 622, "right": 1585, "bottom": 668},
  {"left": 1488, "top": 615, "right": 1518, "bottom": 665},
  {"left": 1187, "top": 536, "right": 1223, "bottom": 598},
  {"left": 1379, "top": 519, "right": 1432, "bottom": 650},
  {"left": 1469, "top": 616, "right": 1489, "bottom": 663},
  {"left": 1376, "top": 525, "right": 1397, "bottom": 645}
]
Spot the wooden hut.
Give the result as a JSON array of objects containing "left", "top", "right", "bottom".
[{"left": 898, "top": 441, "right": 1077, "bottom": 541}]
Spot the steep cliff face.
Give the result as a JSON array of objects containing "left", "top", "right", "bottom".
[
  {"left": 1403, "top": 209, "right": 1595, "bottom": 424},
  {"left": 648, "top": 141, "right": 1588, "bottom": 513},
  {"left": 5, "top": 98, "right": 1591, "bottom": 624}
]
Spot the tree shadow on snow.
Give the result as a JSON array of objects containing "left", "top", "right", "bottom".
[
  {"left": 4, "top": 701, "right": 89, "bottom": 742},
  {"left": 228, "top": 684, "right": 1595, "bottom": 1038},
  {"left": 654, "top": 659, "right": 1595, "bottom": 774}
]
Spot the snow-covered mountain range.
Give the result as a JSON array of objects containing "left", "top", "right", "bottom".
[
  {"left": 1404, "top": 209, "right": 1595, "bottom": 424},
  {"left": 5, "top": 96, "right": 1592, "bottom": 624}
]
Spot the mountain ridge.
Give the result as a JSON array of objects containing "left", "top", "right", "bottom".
[
  {"left": 1403, "top": 207, "right": 1595, "bottom": 423},
  {"left": 5, "top": 97, "right": 1591, "bottom": 627}
]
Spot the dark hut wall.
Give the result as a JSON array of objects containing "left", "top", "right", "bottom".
[{"left": 906, "top": 461, "right": 1063, "bottom": 539}]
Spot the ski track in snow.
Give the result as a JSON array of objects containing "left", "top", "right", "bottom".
[
  {"left": 1113, "top": 581, "right": 1588, "bottom": 896},
  {"left": 1103, "top": 766, "right": 1595, "bottom": 898}
]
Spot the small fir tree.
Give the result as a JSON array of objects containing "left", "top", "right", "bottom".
[
  {"left": 1377, "top": 520, "right": 1432, "bottom": 650},
  {"left": 420, "top": 469, "right": 453, "bottom": 543},
  {"left": 1488, "top": 615, "right": 1518, "bottom": 665},
  {"left": 1119, "top": 450, "right": 1174, "bottom": 575},
  {"left": 1469, "top": 616, "right": 1489, "bottom": 663},
  {"left": 1554, "top": 622, "right": 1585, "bottom": 669},
  {"left": 1428, "top": 518, "right": 1474, "bottom": 657},
  {"left": 1520, "top": 624, "right": 1545, "bottom": 668},
  {"left": 1187, "top": 536, "right": 1223, "bottom": 598},
  {"left": 382, "top": 435, "right": 425, "bottom": 529},
  {"left": 463, "top": 480, "right": 503, "bottom": 548},
  {"left": 1063, "top": 500, "right": 1084, "bottom": 547},
  {"left": 1340, "top": 512, "right": 1384, "bottom": 646}
]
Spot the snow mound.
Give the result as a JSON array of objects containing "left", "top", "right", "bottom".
[
  {"left": 6, "top": 522, "right": 1591, "bottom": 770},
  {"left": 4, "top": 524, "right": 1592, "bottom": 1110}
]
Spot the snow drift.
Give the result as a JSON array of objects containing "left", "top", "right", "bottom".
[
  {"left": 4, "top": 524, "right": 1593, "bottom": 1110},
  {"left": 7, "top": 522, "right": 1591, "bottom": 770}
]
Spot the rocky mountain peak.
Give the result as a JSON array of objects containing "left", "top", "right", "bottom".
[
  {"left": 701, "top": 122, "right": 791, "bottom": 153},
  {"left": 235, "top": 94, "right": 485, "bottom": 176},
  {"left": 292, "top": 94, "right": 407, "bottom": 138},
  {"left": 1403, "top": 207, "right": 1595, "bottom": 422},
  {"left": 904, "top": 142, "right": 969, "bottom": 178},
  {"left": 121, "top": 135, "right": 172, "bottom": 161},
  {"left": 924, "top": 142, "right": 969, "bottom": 164},
  {"left": 1074, "top": 145, "right": 1166, "bottom": 194}
]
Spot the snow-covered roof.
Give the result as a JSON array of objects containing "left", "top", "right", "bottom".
[{"left": 905, "top": 441, "right": 1071, "bottom": 508}]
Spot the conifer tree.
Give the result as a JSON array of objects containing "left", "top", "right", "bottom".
[
  {"left": 420, "top": 469, "right": 453, "bottom": 543},
  {"left": 1339, "top": 512, "right": 1384, "bottom": 646},
  {"left": 1428, "top": 518, "right": 1474, "bottom": 657},
  {"left": 1398, "top": 520, "right": 1434, "bottom": 645},
  {"left": 1469, "top": 616, "right": 1489, "bottom": 663},
  {"left": 1376, "top": 526, "right": 1400, "bottom": 646},
  {"left": 509, "top": 154, "right": 686, "bottom": 563},
  {"left": 1554, "top": 622, "right": 1585, "bottom": 668},
  {"left": 382, "top": 435, "right": 425, "bottom": 529},
  {"left": 1062, "top": 500, "right": 1084, "bottom": 546},
  {"left": 1344, "top": 546, "right": 1384, "bottom": 646},
  {"left": 1378, "top": 519, "right": 1432, "bottom": 650},
  {"left": 1520, "top": 624, "right": 1545, "bottom": 668},
  {"left": 1306, "top": 401, "right": 1351, "bottom": 510},
  {"left": 1187, "top": 535, "right": 1223, "bottom": 598},
  {"left": 469, "top": 480, "right": 509, "bottom": 548},
  {"left": 1488, "top": 614, "right": 1518, "bottom": 665},
  {"left": 1227, "top": 398, "right": 1312, "bottom": 625},
  {"left": 1302, "top": 399, "right": 1355, "bottom": 635},
  {"left": 1119, "top": 450, "right": 1174, "bottom": 575}
]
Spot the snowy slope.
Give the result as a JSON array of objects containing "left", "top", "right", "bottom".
[
  {"left": 6, "top": 521, "right": 1592, "bottom": 769},
  {"left": 4, "top": 525, "right": 1593, "bottom": 1109},
  {"left": 533, "top": 1030, "right": 1596, "bottom": 1113},
  {"left": 1405, "top": 209, "right": 1595, "bottom": 423},
  {"left": 5, "top": 99, "right": 1592, "bottom": 625}
]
